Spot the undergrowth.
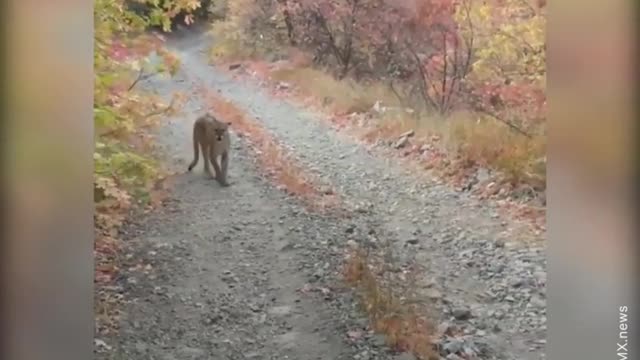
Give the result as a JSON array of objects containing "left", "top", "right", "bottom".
[
  {"left": 270, "top": 67, "right": 401, "bottom": 115},
  {"left": 208, "top": 0, "right": 289, "bottom": 63},
  {"left": 267, "top": 64, "right": 546, "bottom": 192}
]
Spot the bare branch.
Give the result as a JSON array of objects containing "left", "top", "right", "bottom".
[
  {"left": 475, "top": 106, "right": 533, "bottom": 138},
  {"left": 141, "top": 97, "right": 177, "bottom": 120},
  {"left": 127, "top": 67, "right": 157, "bottom": 91},
  {"left": 440, "top": 33, "right": 447, "bottom": 109},
  {"left": 405, "top": 42, "right": 438, "bottom": 111}
]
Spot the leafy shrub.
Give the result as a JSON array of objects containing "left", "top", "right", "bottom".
[{"left": 95, "top": 0, "right": 199, "bottom": 212}]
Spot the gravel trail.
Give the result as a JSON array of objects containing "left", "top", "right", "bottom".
[{"left": 98, "top": 27, "right": 546, "bottom": 360}]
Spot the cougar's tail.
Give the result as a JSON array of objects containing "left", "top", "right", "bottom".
[{"left": 187, "top": 122, "right": 200, "bottom": 171}]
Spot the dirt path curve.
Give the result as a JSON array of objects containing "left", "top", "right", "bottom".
[{"left": 98, "top": 27, "right": 546, "bottom": 360}]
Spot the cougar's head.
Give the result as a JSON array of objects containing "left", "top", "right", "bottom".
[{"left": 214, "top": 121, "right": 232, "bottom": 141}]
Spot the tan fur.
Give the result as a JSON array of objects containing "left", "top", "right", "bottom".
[{"left": 187, "top": 113, "right": 232, "bottom": 187}]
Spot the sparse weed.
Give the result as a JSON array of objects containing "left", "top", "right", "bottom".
[{"left": 343, "top": 247, "right": 438, "bottom": 360}]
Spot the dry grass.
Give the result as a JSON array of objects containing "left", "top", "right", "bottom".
[
  {"left": 196, "top": 83, "right": 341, "bottom": 213},
  {"left": 209, "top": 37, "right": 259, "bottom": 63},
  {"left": 343, "top": 247, "right": 438, "bottom": 360},
  {"left": 207, "top": 18, "right": 257, "bottom": 63},
  {"left": 208, "top": 17, "right": 288, "bottom": 64},
  {"left": 361, "top": 110, "right": 434, "bottom": 142},
  {"left": 270, "top": 66, "right": 402, "bottom": 115},
  {"left": 362, "top": 108, "right": 545, "bottom": 190},
  {"left": 446, "top": 113, "right": 546, "bottom": 189}
]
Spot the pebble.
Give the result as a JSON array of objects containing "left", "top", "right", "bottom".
[
  {"left": 406, "top": 238, "right": 419, "bottom": 245},
  {"left": 452, "top": 308, "right": 472, "bottom": 321},
  {"left": 442, "top": 338, "right": 464, "bottom": 353},
  {"left": 425, "top": 288, "right": 443, "bottom": 300}
]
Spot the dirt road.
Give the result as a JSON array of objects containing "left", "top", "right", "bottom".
[{"left": 96, "top": 28, "right": 546, "bottom": 360}]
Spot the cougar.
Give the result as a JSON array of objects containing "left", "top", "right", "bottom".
[{"left": 187, "top": 113, "right": 231, "bottom": 187}]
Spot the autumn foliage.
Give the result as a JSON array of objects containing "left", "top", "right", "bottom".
[
  {"left": 94, "top": 0, "right": 204, "bottom": 335},
  {"left": 283, "top": 0, "right": 546, "bottom": 127},
  {"left": 211, "top": 0, "right": 546, "bottom": 193}
]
